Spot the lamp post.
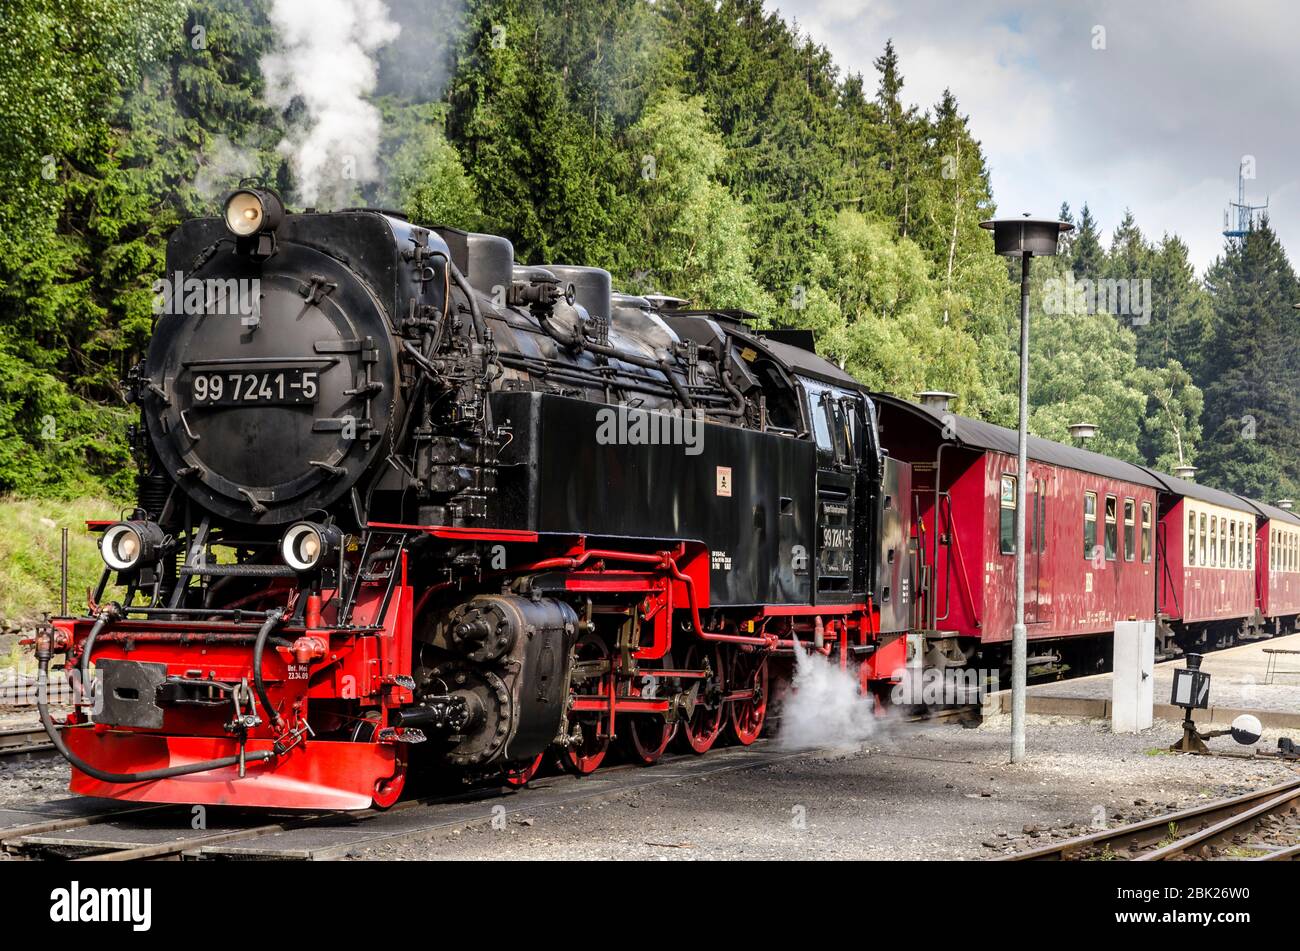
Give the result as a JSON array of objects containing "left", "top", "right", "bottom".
[{"left": 980, "top": 213, "right": 1073, "bottom": 764}]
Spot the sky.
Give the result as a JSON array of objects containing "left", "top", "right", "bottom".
[{"left": 767, "top": 0, "right": 1298, "bottom": 274}]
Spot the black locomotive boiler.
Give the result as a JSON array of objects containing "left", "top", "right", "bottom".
[{"left": 38, "top": 191, "right": 914, "bottom": 808}]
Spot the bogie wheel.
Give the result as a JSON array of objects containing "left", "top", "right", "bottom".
[
  {"left": 679, "top": 642, "right": 726, "bottom": 754},
  {"left": 560, "top": 632, "right": 612, "bottom": 776},
  {"left": 728, "top": 648, "right": 770, "bottom": 745},
  {"left": 503, "top": 753, "right": 545, "bottom": 788}
]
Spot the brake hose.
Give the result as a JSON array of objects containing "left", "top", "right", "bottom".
[
  {"left": 252, "top": 608, "right": 286, "bottom": 729},
  {"left": 77, "top": 603, "right": 120, "bottom": 708}
]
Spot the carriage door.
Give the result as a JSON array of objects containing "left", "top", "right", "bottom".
[
  {"left": 1005, "top": 471, "right": 1044, "bottom": 624},
  {"left": 802, "top": 378, "right": 855, "bottom": 603},
  {"left": 1026, "top": 476, "right": 1045, "bottom": 624}
]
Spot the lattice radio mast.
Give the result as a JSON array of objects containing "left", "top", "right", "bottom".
[{"left": 1223, "top": 160, "right": 1267, "bottom": 242}]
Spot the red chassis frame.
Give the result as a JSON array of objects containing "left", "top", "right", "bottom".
[{"left": 47, "top": 525, "right": 900, "bottom": 810}]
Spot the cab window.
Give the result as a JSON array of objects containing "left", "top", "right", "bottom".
[{"left": 802, "top": 380, "right": 834, "bottom": 453}]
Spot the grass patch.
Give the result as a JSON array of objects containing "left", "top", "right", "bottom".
[
  {"left": 1157, "top": 821, "right": 1180, "bottom": 847},
  {"left": 1222, "top": 846, "right": 1271, "bottom": 858},
  {"left": 1143, "top": 747, "right": 1173, "bottom": 757},
  {"left": 0, "top": 495, "right": 127, "bottom": 630}
]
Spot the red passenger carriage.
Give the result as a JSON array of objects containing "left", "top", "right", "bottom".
[
  {"left": 1149, "top": 474, "right": 1260, "bottom": 651},
  {"left": 873, "top": 393, "right": 1159, "bottom": 674},
  {"left": 1246, "top": 499, "right": 1300, "bottom": 635}
]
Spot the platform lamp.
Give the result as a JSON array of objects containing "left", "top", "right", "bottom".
[{"left": 980, "top": 213, "right": 1074, "bottom": 764}]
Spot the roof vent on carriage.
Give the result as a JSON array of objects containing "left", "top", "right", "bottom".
[
  {"left": 1279, "top": 499, "right": 1295, "bottom": 511},
  {"left": 1068, "top": 422, "right": 1099, "bottom": 443},
  {"left": 916, "top": 390, "right": 956, "bottom": 413},
  {"left": 1173, "top": 464, "right": 1198, "bottom": 481}
]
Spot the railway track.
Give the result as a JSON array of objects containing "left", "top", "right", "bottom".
[
  {"left": 1006, "top": 776, "right": 1300, "bottom": 861},
  {"left": 0, "top": 738, "right": 824, "bottom": 861},
  {"left": 0, "top": 725, "right": 55, "bottom": 759},
  {"left": 0, "top": 705, "right": 975, "bottom": 861}
]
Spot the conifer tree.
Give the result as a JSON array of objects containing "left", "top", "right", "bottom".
[{"left": 1197, "top": 219, "right": 1300, "bottom": 498}]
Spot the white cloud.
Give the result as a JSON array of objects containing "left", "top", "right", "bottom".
[{"left": 770, "top": 0, "right": 1300, "bottom": 273}]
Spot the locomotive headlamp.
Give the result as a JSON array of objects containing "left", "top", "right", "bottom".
[
  {"left": 280, "top": 521, "right": 342, "bottom": 572},
  {"left": 100, "top": 520, "right": 166, "bottom": 572},
  {"left": 223, "top": 188, "right": 284, "bottom": 237}
]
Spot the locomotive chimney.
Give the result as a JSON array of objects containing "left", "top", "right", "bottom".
[{"left": 916, "top": 390, "right": 956, "bottom": 413}]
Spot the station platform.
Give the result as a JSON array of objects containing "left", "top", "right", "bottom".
[{"left": 984, "top": 632, "right": 1300, "bottom": 730}]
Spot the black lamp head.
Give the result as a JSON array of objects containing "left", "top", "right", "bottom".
[{"left": 980, "top": 214, "right": 1074, "bottom": 257}]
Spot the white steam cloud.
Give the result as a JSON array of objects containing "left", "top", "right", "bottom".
[
  {"left": 261, "top": 0, "right": 401, "bottom": 208},
  {"left": 193, "top": 134, "right": 259, "bottom": 201},
  {"left": 776, "top": 640, "right": 880, "bottom": 750}
]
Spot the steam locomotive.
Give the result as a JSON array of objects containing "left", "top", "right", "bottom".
[
  {"left": 40, "top": 190, "right": 1295, "bottom": 811},
  {"left": 37, "top": 191, "right": 913, "bottom": 809}
]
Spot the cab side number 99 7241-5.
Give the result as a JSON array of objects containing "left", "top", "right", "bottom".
[{"left": 191, "top": 368, "right": 319, "bottom": 406}]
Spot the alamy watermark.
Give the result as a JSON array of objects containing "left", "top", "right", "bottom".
[
  {"left": 1043, "top": 271, "right": 1151, "bottom": 326},
  {"left": 153, "top": 271, "right": 261, "bottom": 323},
  {"left": 890, "top": 666, "right": 998, "bottom": 706},
  {"left": 595, "top": 405, "right": 705, "bottom": 456},
  {"left": 2, "top": 668, "right": 103, "bottom": 712}
]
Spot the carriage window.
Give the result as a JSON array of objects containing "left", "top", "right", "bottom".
[
  {"left": 1188, "top": 510, "right": 1196, "bottom": 563},
  {"left": 999, "top": 475, "right": 1017, "bottom": 555},
  {"left": 1084, "top": 492, "right": 1098, "bottom": 559},
  {"left": 1104, "top": 495, "right": 1117, "bottom": 561},
  {"left": 1123, "top": 499, "right": 1135, "bottom": 561},
  {"left": 1229, "top": 521, "right": 1237, "bottom": 568},
  {"left": 1036, "top": 489, "right": 1046, "bottom": 553},
  {"left": 1199, "top": 513, "right": 1207, "bottom": 566},
  {"left": 1210, "top": 517, "right": 1218, "bottom": 567},
  {"left": 1220, "top": 518, "right": 1228, "bottom": 566},
  {"left": 1141, "top": 501, "right": 1153, "bottom": 562}
]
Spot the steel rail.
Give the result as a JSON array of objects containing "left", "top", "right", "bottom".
[{"left": 1005, "top": 776, "right": 1300, "bottom": 861}]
